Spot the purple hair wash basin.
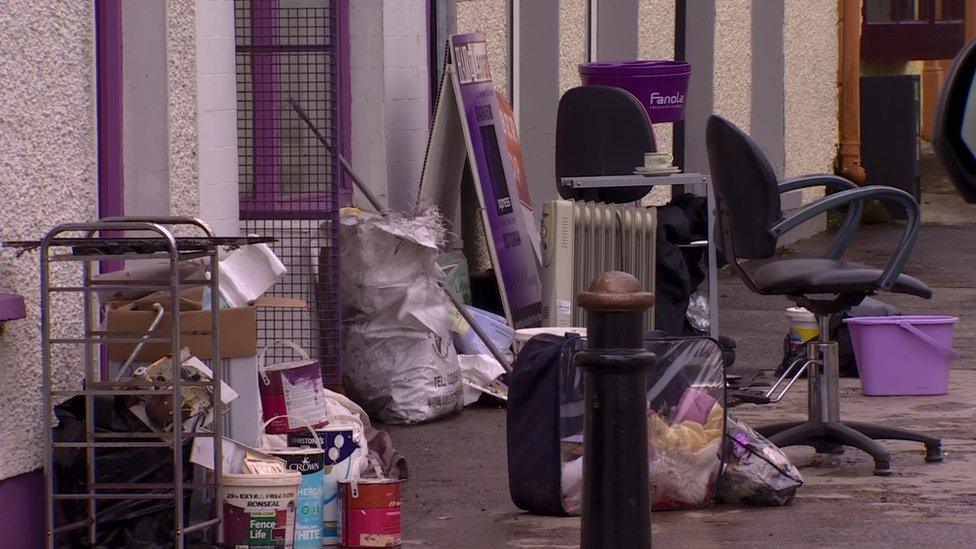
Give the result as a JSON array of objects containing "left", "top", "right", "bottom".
[
  {"left": 579, "top": 60, "right": 692, "bottom": 123},
  {"left": 0, "top": 293, "right": 26, "bottom": 322}
]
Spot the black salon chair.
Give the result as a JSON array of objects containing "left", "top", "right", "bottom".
[
  {"left": 706, "top": 115, "right": 943, "bottom": 475},
  {"left": 934, "top": 38, "right": 976, "bottom": 202},
  {"left": 556, "top": 85, "right": 656, "bottom": 203}
]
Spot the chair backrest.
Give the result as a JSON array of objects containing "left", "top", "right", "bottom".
[
  {"left": 555, "top": 85, "right": 656, "bottom": 203},
  {"left": 705, "top": 115, "right": 781, "bottom": 260}
]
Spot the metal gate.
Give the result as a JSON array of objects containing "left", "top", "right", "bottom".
[{"left": 235, "top": 0, "right": 341, "bottom": 386}]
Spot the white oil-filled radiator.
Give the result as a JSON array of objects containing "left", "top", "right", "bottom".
[{"left": 541, "top": 199, "right": 657, "bottom": 331}]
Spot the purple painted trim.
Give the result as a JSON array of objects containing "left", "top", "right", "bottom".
[
  {"left": 426, "top": 0, "right": 433, "bottom": 120},
  {"left": 95, "top": 0, "right": 124, "bottom": 273},
  {"left": 251, "top": 0, "right": 281, "bottom": 207},
  {"left": 240, "top": 192, "right": 337, "bottom": 219},
  {"left": 0, "top": 470, "right": 44, "bottom": 548},
  {"left": 338, "top": 0, "right": 353, "bottom": 207},
  {"left": 0, "top": 293, "right": 26, "bottom": 322}
]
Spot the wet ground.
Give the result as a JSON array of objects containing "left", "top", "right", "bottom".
[{"left": 387, "top": 148, "right": 976, "bottom": 548}]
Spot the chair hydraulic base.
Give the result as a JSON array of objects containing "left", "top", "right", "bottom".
[
  {"left": 756, "top": 315, "right": 944, "bottom": 476},
  {"left": 756, "top": 420, "right": 944, "bottom": 476}
]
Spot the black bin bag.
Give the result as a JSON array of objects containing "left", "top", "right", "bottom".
[
  {"left": 53, "top": 395, "right": 195, "bottom": 549},
  {"left": 507, "top": 331, "right": 728, "bottom": 515}
]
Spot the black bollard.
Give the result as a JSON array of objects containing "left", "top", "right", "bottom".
[{"left": 576, "top": 271, "right": 655, "bottom": 549}]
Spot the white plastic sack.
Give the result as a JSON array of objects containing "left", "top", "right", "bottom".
[
  {"left": 458, "top": 354, "right": 506, "bottom": 406},
  {"left": 340, "top": 208, "right": 463, "bottom": 424}
]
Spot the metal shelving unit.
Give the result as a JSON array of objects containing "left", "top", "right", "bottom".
[{"left": 37, "top": 217, "right": 225, "bottom": 548}]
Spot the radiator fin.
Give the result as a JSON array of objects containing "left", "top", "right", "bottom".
[{"left": 541, "top": 200, "right": 656, "bottom": 331}]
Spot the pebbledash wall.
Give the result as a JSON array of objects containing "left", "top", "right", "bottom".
[
  {"left": 0, "top": 0, "right": 238, "bottom": 545},
  {"left": 0, "top": 5, "right": 98, "bottom": 546}
]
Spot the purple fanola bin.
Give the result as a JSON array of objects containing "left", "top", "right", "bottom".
[{"left": 579, "top": 60, "right": 692, "bottom": 123}]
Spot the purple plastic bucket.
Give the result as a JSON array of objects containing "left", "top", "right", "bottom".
[
  {"left": 579, "top": 60, "right": 691, "bottom": 123},
  {"left": 844, "top": 316, "right": 959, "bottom": 396}
]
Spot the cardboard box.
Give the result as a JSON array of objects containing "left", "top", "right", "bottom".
[
  {"left": 106, "top": 296, "right": 306, "bottom": 362},
  {"left": 107, "top": 307, "right": 257, "bottom": 361},
  {"left": 107, "top": 295, "right": 306, "bottom": 445}
]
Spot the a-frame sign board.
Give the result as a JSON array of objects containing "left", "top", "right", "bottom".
[{"left": 419, "top": 33, "right": 542, "bottom": 329}]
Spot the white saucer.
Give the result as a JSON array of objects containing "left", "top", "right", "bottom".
[{"left": 634, "top": 166, "right": 681, "bottom": 175}]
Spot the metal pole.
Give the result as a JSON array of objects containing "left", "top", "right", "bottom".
[
  {"left": 291, "top": 98, "right": 516, "bottom": 373},
  {"left": 210, "top": 242, "right": 224, "bottom": 545},
  {"left": 165, "top": 229, "right": 185, "bottom": 549},
  {"left": 40, "top": 236, "right": 55, "bottom": 549},
  {"left": 576, "top": 271, "right": 655, "bottom": 549},
  {"left": 82, "top": 258, "right": 96, "bottom": 546},
  {"left": 289, "top": 99, "right": 386, "bottom": 213},
  {"left": 704, "top": 176, "right": 719, "bottom": 339}
]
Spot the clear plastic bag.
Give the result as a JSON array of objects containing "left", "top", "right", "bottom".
[
  {"left": 718, "top": 415, "right": 803, "bottom": 506},
  {"left": 558, "top": 335, "right": 728, "bottom": 513},
  {"left": 686, "top": 290, "right": 710, "bottom": 332}
]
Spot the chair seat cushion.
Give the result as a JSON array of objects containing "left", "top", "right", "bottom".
[{"left": 751, "top": 258, "right": 932, "bottom": 298}]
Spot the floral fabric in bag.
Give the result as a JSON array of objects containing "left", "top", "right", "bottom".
[{"left": 555, "top": 334, "right": 729, "bottom": 514}]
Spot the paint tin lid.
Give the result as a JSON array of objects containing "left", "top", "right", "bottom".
[{"left": 339, "top": 478, "right": 402, "bottom": 508}]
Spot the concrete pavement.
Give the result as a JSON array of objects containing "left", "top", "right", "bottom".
[{"left": 387, "top": 149, "right": 976, "bottom": 548}]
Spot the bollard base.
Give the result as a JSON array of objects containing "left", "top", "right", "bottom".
[{"left": 577, "top": 350, "right": 655, "bottom": 549}]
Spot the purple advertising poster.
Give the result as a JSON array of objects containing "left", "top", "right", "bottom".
[{"left": 449, "top": 33, "right": 542, "bottom": 329}]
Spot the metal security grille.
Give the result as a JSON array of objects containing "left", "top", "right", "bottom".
[{"left": 235, "top": 0, "right": 341, "bottom": 386}]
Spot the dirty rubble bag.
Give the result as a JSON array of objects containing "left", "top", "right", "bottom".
[{"left": 340, "top": 208, "right": 463, "bottom": 424}]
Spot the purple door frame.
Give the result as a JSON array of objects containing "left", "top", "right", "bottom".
[
  {"left": 97, "top": 0, "right": 124, "bottom": 275},
  {"left": 250, "top": 0, "right": 282, "bottom": 212},
  {"left": 339, "top": 0, "right": 352, "bottom": 205},
  {"left": 97, "top": 0, "right": 125, "bottom": 224}
]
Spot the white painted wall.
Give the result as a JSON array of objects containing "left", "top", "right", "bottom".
[
  {"left": 167, "top": 0, "right": 202, "bottom": 218},
  {"left": 382, "top": 0, "right": 431, "bottom": 211},
  {"left": 638, "top": 0, "right": 676, "bottom": 156},
  {"left": 784, "top": 0, "right": 838, "bottom": 183},
  {"left": 349, "top": 0, "right": 390, "bottom": 208},
  {"left": 456, "top": 0, "right": 510, "bottom": 96},
  {"left": 349, "top": 0, "right": 431, "bottom": 212},
  {"left": 122, "top": 0, "right": 235, "bottom": 232},
  {"left": 196, "top": 0, "right": 241, "bottom": 236},
  {"left": 713, "top": 0, "right": 752, "bottom": 132},
  {"left": 558, "top": 0, "right": 589, "bottom": 96},
  {"left": 123, "top": 0, "right": 170, "bottom": 217}
]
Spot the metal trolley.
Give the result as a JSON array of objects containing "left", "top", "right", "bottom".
[{"left": 36, "top": 217, "right": 227, "bottom": 548}]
